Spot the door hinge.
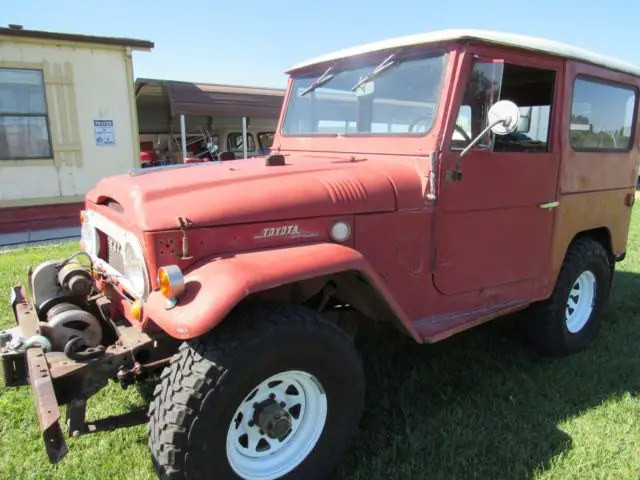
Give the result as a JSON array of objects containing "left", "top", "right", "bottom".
[{"left": 426, "top": 151, "right": 438, "bottom": 201}]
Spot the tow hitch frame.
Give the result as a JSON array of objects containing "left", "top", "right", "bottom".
[{"left": 1, "top": 285, "right": 157, "bottom": 463}]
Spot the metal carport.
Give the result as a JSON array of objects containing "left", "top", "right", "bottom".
[{"left": 135, "top": 78, "right": 285, "bottom": 160}]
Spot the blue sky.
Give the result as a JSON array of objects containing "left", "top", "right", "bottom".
[{"left": 5, "top": 0, "right": 640, "bottom": 88}]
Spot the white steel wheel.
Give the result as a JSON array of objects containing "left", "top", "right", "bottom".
[
  {"left": 226, "top": 370, "right": 328, "bottom": 480},
  {"left": 565, "top": 270, "right": 597, "bottom": 334}
]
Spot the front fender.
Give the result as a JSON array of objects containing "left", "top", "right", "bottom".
[{"left": 142, "top": 242, "right": 419, "bottom": 341}]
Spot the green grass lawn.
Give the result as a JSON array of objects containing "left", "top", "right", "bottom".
[{"left": 1, "top": 216, "right": 639, "bottom": 479}]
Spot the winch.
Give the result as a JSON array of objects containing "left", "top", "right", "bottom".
[{"left": 1, "top": 254, "right": 105, "bottom": 358}]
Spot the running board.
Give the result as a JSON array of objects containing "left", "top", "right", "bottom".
[{"left": 413, "top": 300, "right": 529, "bottom": 343}]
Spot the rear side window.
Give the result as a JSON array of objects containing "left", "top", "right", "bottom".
[{"left": 570, "top": 77, "right": 637, "bottom": 151}]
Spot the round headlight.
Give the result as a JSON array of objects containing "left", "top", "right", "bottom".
[
  {"left": 123, "top": 242, "right": 146, "bottom": 297},
  {"left": 80, "top": 221, "right": 100, "bottom": 257}
]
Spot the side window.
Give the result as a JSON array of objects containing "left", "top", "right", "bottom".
[
  {"left": 451, "top": 60, "right": 556, "bottom": 153},
  {"left": 227, "top": 132, "right": 256, "bottom": 154},
  {"left": 570, "top": 78, "right": 637, "bottom": 151},
  {"left": 0, "top": 68, "right": 52, "bottom": 160},
  {"left": 451, "top": 61, "right": 503, "bottom": 150}
]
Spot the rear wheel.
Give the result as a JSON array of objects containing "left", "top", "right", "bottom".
[
  {"left": 148, "top": 302, "right": 365, "bottom": 479},
  {"left": 522, "top": 237, "right": 613, "bottom": 356}
]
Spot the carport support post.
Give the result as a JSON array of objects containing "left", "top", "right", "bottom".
[
  {"left": 180, "top": 114, "right": 187, "bottom": 161},
  {"left": 242, "top": 116, "right": 248, "bottom": 159}
]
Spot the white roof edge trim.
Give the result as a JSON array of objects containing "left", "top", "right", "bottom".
[{"left": 286, "top": 29, "right": 640, "bottom": 77}]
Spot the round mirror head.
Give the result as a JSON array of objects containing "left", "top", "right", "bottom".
[{"left": 488, "top": 100, "right": 520, "bottom": 135}]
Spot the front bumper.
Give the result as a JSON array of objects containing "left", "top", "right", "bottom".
[{"left": 1, "top": 286, "right": 68, "bottom": 462}]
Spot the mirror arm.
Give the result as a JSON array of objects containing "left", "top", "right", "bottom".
[
  {"left": 449, "top": 118, "right": 506, "bottom": 183},
  {"left": 458, "top": 118, "right": 505, "bottom": 159},
  {"left": 448, "top": 99, "right": 520, "bottom": 183}
]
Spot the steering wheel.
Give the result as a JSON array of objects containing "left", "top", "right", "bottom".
[
  {"left": 408, "top": 115, "right": 433, "bottom": 133},
  {"left": 408, "top": 115, "right": 473, "bottom": 144},
  {"left": 453, "top": 124, "right": 472, "bottom": 143}
]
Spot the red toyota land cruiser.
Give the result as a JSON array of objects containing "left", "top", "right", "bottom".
[{"left": 2, "top": 29, "right": 639, "bottom": 480}]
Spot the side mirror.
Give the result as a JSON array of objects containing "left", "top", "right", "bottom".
[{"left": 487, "top": 100, "right": 520, "bottom": 136}]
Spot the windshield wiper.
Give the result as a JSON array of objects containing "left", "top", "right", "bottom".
[
  {"left": 299, "top": 63, "right": 337, "bottom": 96},
  {"left": 351, "top": 52, "right": 398, "bottom": 92}
]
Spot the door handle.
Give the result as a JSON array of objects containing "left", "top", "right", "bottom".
[{"left": 538, "top": 201, "right": 559, "bottom": 209}]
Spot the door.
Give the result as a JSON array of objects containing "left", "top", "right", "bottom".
[{"left": 433, "top": 52, "right": 562, "bottom": 295}]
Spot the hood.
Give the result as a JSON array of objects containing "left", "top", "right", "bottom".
[{"left": 86, "top": 155, "right": 423, "bottom": 231}]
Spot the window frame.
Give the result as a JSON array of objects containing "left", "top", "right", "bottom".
[
  {"left": 449, "top": 57, "right": 557, "bottom": 154},
  {"left": 0, "top": 67, "right": 54, "bottom": 161},
  {"left": 279, "top": 48, "right": 450, "bottom": 139},
  {"left": 568, "top": 74, "right": 639, "bottom": 153}
]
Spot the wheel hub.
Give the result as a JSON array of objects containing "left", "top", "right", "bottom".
[
  {"left": 565, "top": 270, "right": 597, "bottom": 333},
  {"left": 253, "top": 398, "right": 292, "bottom": 440},
  {"left": 226, "top": 370, "right": 328, "bottom": 480}
]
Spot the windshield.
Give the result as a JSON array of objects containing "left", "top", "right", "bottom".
[{"left": 281, "top": 51, "right": 448, "bottom": 136}]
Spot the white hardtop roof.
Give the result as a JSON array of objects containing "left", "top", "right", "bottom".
[{"left": 286, "top": 29, "right": 640, "bottom": 77}]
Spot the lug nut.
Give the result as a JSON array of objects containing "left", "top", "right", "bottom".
[
  {"left": 269, "top": 393, "right": 276, "bottom": 399},
  {"left": 248, "top": 420, "right": 254, "bottom": 427},
  {"left": 280, "top": 402, "right": 286, "bottom": 408}
]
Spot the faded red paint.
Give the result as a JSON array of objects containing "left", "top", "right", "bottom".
[
  {"left": 141, "top": 216, "right": 354, "bottom": 289},
  {"left": 85, "top": 39, "right": 640, "bottom": 343},
  {"left": 86, "top": 156, "right": 401, "bottom": 231},
  {"left": 142, "top": 242, "right": 421, "bottom": 341}
]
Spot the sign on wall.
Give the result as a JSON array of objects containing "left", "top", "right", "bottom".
[{"left": 94, "top": 120, "right": 116, "bottom": 146}]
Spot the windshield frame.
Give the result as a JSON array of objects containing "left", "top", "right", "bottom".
[{"left": 279, "top": 47, "right": 450, "bottom": 139}]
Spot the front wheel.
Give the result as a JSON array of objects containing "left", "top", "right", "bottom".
[{"left": 148, "top": 302, "right": 365, "bottom": 479}]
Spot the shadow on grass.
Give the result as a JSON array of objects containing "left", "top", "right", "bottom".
[
  {"left": 334, "top": 270, "right": 640, "bottom": 480},
  {"left": 81, "top": 270, "right": 638, "bottom": 479}
]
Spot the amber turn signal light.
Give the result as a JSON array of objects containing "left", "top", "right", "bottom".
[
  {"left": 157, "top": 265, "right": 186, "bottom": 302},
  {"left": 131, "top": 300, "right": 143, "bottom": 321}
]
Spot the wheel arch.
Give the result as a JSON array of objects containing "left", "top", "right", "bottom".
[
  {"left": 572, "top": 226, "right": 614, "bottom": 260},
  {"left": 549, "top": 225, "right": 615, "bottom": 295},
  {"left": 247, "top": 269, "right": 416, "bottom": 339},
  {"left": 142, "top": 243, "right": 421, "bottom": 342}
]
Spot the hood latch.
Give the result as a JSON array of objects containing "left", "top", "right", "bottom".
[{"left": 177, "top": 216, "right": 193, "bottom": 260}]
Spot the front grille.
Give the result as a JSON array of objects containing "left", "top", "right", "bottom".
[
  {"left": 107, "top": 235, "right": 125, "bottom": 274},
  {"left": 97, "top": 230, "right": 124, "bottom": 275}
]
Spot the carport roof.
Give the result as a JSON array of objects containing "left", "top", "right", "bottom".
[
  {"left": 135, "top": 78, "right": 286, "bottom": 119},
  {"left": 0, "top": 25, "right": 154, "bottom": 50}
]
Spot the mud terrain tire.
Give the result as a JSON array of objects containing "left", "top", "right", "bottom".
[
  {"left": 148, "top": 302, "right": 365, "bottom": 480},
  {"left": 522, "top": 236, "right": 613, "bottom": 356}
]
